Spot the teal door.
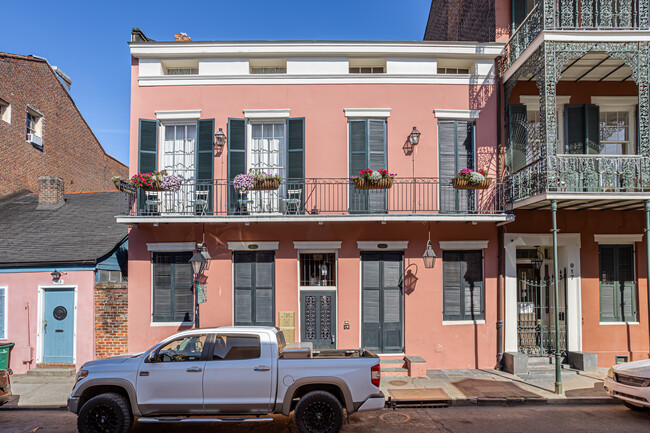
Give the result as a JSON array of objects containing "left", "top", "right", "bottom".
[
  {"left": 43, "top": 288, "right": 75, "bottom": 363},
  {"left": 300, "top": 291, "right": 337, "bottom": 350}
]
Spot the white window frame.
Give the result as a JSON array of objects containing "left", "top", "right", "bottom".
[
  {"left": 591, "top": 96, "right": 638, "bottom": 156},
  {"left": 149, "top": 245, "right": 195, "bottom": 327},
  {"left": 0, "top": 286, "right": 7, "bottom": 340},
  {"left": 26, "top": 107, "right": 43, "bottom": 139},
  {"left": 158, "top": 121, "right": 198, "bottom": 177},
  {"left": 0, "top": 98, "right": 10, "bottom": 124}
]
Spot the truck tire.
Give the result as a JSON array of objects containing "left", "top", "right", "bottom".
[
  {"left": 294, "top": 390, "right": 344, "bottom": 433},
  {"left": 77, "top": 392, "right": 133, "bottom": 433}
]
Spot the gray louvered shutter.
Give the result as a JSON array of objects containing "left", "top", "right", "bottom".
[
  {"left": 197, "top": 119, "right": 214, "bottom": 213},
  {"left": 0, "top": 288, "right": 4, "bottom": 338},
  {"left": 439, "top": 121, "right": 456, "bottom": 213},
  {"left": 617, "top": 245, "right": 636, "bottom": 322},
  {"left": 349, "top": 120, "right": 368, "bottom": 213},
  {"left": 443, "top": 251, "right": 462, "bottom": 320},
  {"left": 599, "top": 246, "right": 617, "bottom": 322},
  {"left": 585, "top": 104, "right": 600, "bottom": 155},
  {"left": 138, "top": 119, "right": 158, "bottom": 215},
  {"left": 456, "top": 122, "right": 475, "bottom": 212},
  {"left": 463, "top": 251, "right": 484, "bottom": 320},
  {"left": 153, "top": 253, "right": 172, "bottom": 322},
  {"left": 508, "top": 105, "right": 528, "bottom": 172},
  {"left": 368, "top": 119, "right": 387, "bottom": 213},
  {"left": 512, "top": 0, "right": 528, "bottom": 29},
  {"left": 255, "top": 252, "right": 275, "bottom": 326},
  {"left": 565, "top": 105, "right": 586, "bottom": 154},
  {"left": 228, "top": 118, "right": 247, "bottom": 214},
  {"left": 173, "top": 253, "right": 194, "bottom": 322},
  {"left": 287, "top": 118, "right": 305, "bottom": 214},
  {"left": 382, "top": 252, "right": 404, "bottom": 353},
  {"left": 361, "top": 252, "right": 381, "bottom": 351},
  {"left": 234, "top": 252, "right": 254, "bottom": 325}
]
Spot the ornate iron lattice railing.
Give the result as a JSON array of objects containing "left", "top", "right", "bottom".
[
  {"left": 117, "top": 177, "right": 512, "bottom": 217},
  {"left": 511, "top": 155, "right": 650, "bottom": 200},
  {"left": 503, "top": 0, "right": 646, "bottom": 71}
]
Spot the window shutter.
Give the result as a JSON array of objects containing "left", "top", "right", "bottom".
[
  {"left": 617, "top": 245, "right": 636, "bottom": 322},
  {"left": 438, "top": 121, "right": 456, "bottom": 213},
  {"left": 287, "top": 118, "right": 305, "bottom": 213},
  {"left": 138, "top": 119, "right": 158, "bottom": 215},
  {"left": 234, "top": 251, "right": 275, "bottom": 327},
  {"left": 599, "top": 246, "right": 618, "bottom": 322},
  {"left": 228, "top": 118, "right": 247, "bottom": 214},
  {"left": 368, "top": 119, "right": 387, "bottom": 213},
  {"left": 349, "top": 120, "right": 368, "bottom": 213},
  {"left": 173, "top": 254, "right": 194, "bottom": 322},
  {"left": 197, "top": 119, "right": 214, "bottom": 213},
  {"left": 0, "top": 288, "right": 4, "bottom": 338},
  {"left": 456, "top": 122, "right": 475, "bottom": 212},
  {"left": 585, "top": 104, "right": 600, "bottom": 154},
  {"left": 512, "top": 0, "right": 528, "bottom": 29},
  {"left": 234, "top": 252, "right": 254, "bottom": 326},
  {"left": 443, "top": 251, "right": 463, "bottom": 320},
  {"left": 254, "top": 252, "right": 275, "bottom": 327},
  {"left": 153, "top": 253, "right": 173, "bottom": 322},
  {"left": 508, "top": 105, "right": 528, "bottom": 172},
  {"left": 565, "top": 105, "right": 586, "bottom": 154},
  {"left": 464, "top": 251, "right": 484, "bottom": 319}
]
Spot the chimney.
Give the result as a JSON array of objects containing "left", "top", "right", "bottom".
[
  {"left": 175, "top": 32, "right": 192, "bottom": 42},
  {"left": 37, "top": 176, "right": 65, "bottom": 209}
]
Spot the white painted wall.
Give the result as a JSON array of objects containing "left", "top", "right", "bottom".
[
  {"left": 199, "top": 58, "right": 249, "bottom": 75},
  {"left": 475, "top": 59, "right": 495, "bottom": 78},
  {"left": 287, "top": 58, "right": 348, "bottom": 75},
  {"left": 139, "top": 59, "right": 162, "bottom": 76},
  {"left": 386, "top": 58, "right": 437, "bottom": 75}
]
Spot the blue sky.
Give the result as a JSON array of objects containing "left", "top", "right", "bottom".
[{"left": 4, "top": 0, "right": 431, "bottom": 165}]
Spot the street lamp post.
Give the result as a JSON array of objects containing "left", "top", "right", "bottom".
[{"left": 190, "top": 251, "right": 207, "bottom": 329}]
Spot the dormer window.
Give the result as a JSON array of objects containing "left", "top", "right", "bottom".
[
  {"left": 436, "top": 60, "right": 474, "bottom": 75},
  {"left": 163, "top": 59, "right": 199, "bottom": 75},
  {"left": 349, "top": 59, "right": 386, "bottom": 74},
  {"left": 250, "top": 59, "right": 287, "bottom": 74}
]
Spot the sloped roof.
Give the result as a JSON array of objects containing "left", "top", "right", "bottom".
[{"left": 0, "top": 192, "right": 127, "bottom": 267}]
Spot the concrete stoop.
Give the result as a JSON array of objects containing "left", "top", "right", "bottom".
[
  {"left": 25, "top": 367, "right": 76, "bottom": 377},
  {"left": 380, "top": 355, "right": 428, "bottom": 377}
]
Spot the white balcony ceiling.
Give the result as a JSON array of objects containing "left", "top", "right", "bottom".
[{"left": 518, "top": 52, "right": 634, "bottom": 82}]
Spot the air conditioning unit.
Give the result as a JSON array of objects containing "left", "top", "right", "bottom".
[{"left": 27, "top": 133, "right": 42, "bottom": 147}]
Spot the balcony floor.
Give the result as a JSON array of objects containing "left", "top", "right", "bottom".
[{"left": 514, "top": 192, "right": 650, "bottom": 211}]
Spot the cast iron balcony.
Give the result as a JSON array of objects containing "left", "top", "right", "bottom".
[{"left": 116, "top": 177, "right": 512, "bottom": 222}]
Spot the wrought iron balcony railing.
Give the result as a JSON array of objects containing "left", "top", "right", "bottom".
[
  {"left": 510, "top": 155, "right": 650, "bottom": 201},
  {"left": 503, "top": 0, "right": 646, "bottom": 72},
  {"left": 117, "top": 177, "right": 511, "bottom": 218}
]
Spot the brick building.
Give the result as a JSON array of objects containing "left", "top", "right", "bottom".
[{"left": 0, "top": 52, "right": 127, "bottom": 200}]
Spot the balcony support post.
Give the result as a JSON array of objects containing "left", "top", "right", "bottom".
[
  {"left": 646, "top": 200, "right": 650, "bottom": 358},
  {"left": 551, "top": 199, "right": 563, "bottom": 395}
]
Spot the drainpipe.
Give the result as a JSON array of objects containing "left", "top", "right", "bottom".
[
  {"left": 551, "top": 200, "right": 563, "bottom": 394},
  {"left": 645, "top": 200, "right": 650, "bottom": 358},
  {"left": 497, "top": 225, "right": 504, "bottom": 366}
]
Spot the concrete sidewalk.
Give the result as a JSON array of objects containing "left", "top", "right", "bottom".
[
  {"left": 380, "top": 368, "right": 616, "bottom": 407},
  {"left": 2, "top": 374, "right": 75, "bottom": 409}
]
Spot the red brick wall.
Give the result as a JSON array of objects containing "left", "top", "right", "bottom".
[
  {"left": 94, "top": 283, "right": 128, "bottom": 359},
  {"left": 0, "top": 53, "right": 128, "bottom": 200}
]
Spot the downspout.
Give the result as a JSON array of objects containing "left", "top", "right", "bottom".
[
  {"left": 496, "top": 55, "right": 504, "bottom": 366},
  {"left": 645, "top": 200, "right": 650, "bottom": 358},
  {"left": 551, "top": 200, "right": 563, "bottom": 394}
]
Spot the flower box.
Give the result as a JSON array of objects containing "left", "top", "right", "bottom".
[
  {"left": 251, "top": 178, "right": 280, "bottom": 191},
  {"left": 353, "top": 177, "right": 394, "bottom": 190},
  {"left": 142, "top": 181, "right": 166, "bottom": 192},
  {"left": 452, "top": 178, "right": 492, "bottom": 190}
]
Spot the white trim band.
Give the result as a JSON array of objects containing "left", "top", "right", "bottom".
[
  {"left": 357, "top": 241, "right": 408, "bottom": 250},
  {"left": 243, "top": 109, "right": 291, "bottom": 119},
  {"left": 147, "top": 242, "right": 195, "bottom": 252},
  {"left": 594, "top": 234, "right": 643, "bottom": 244},
  {"left": 344, "top": 108, "right": 391, "bottom": 118},
  {"left": 439, "top": 240, "right": 489, "bottom": 250},
  {"left": 590, "top": 96, "right": 638, "bottom": 107},
  {"left": 434, "top": 109, "right": 480, "bottom": 120},
  {"left": 519, "top": 95, "right": 571, "bottom": 108},
  {"left": 227, "top": 241, "right": 279, "bottom": 251},
  {"left": 293, "top": 241, "right": 342, "bottom": 250},
  {"left": 155, "top": 110, "right": 201, "bottom": 120}
]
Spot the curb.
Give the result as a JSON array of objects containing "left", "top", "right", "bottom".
[
  {"left": 0, "top": 405, "right": 67, "bottom": 411},
  {"left": 449, "top": 396, "right": 620, "bottom": 407}
]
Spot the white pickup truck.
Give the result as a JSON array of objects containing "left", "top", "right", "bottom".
[{"left": 68, "top": 326, "right": 384, "bottom": 433}]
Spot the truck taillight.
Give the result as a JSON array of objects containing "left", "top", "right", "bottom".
[{"left": 371, "top": 363, "right": 381, "bottom": 387}]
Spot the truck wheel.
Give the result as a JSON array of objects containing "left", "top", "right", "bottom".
[
  {"left": 77, "top": 392, "right": 133, "bottom": 433},
  {"left": 294, "top": 390, "right": 344, "bottom": 433}
]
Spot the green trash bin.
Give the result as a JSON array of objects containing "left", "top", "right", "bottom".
[{"left": 0, "top": 343, "right": 14, "bottom": 370}]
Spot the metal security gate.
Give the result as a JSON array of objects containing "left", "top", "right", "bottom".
[
  {"left": 300, "top": 291, "right": 336, "bottom": 350},
  {"left": 517, "top": 266, "right": 567, "bottom": 357}
]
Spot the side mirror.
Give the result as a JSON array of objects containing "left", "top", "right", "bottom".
[{"left": 146, "top": 351, "right": 158, "bottom": 363}]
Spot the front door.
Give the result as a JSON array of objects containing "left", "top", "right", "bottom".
[
  {"left": 301, "top": 291, "right": 336, "bottom": 350},
  {"left": 43, "top": 288, "right": 75, "bottom": 363},
  {"left": 361, "top": 252, "right": 404, "bottom": 353},
  {"left": 136, "top": 333, "right": 207, "bottom": 415}
]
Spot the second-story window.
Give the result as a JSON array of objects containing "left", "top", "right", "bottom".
[
  {"left": 349, "top": 59, "right": 386, "bottom": 74},
  {"left": 0, "top": 98, "right": 10, "bottom": 124},
  {"left": 249, "top": 59, "right": 287, "bottom": 74},
  {"left": 26, "top": 108, "right": 43, "bottom": 148},
  {"left": 162, "top": 123, "right": 197, "bottom": 181},
  {"left": 599, "top": 111, "right": 632, "bottom": 155}
]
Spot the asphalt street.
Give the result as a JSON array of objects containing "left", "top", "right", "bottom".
[{"left": 1, "top": 405, "right": 649, "bottom": 433}]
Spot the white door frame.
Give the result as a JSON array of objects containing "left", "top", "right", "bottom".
[
  {"left": 503, "top": 233, "right": 582, "bottom": 354},
  {"left": 36, "top": 285, "right": 78, "bottom": 365}
]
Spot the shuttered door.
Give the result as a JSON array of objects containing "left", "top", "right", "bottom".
[
  {"left": 152, "top": 252, "right": 193, "bottom": 323},
  {"left": 228, "top": 118, "right": 247, "bottom": 214},
  {"left": 138, "top": 119, "right": 159, "bottom": 215},
  {"left": 287, "top": 118, "right": 305, "bottom": 213},
  {"left": 361, "top": 252, "right": 404, "bottom": 353},
  {"left": 585, "top": 104, "right": 600, "bottom": 154},
  {"left": 599, "top": 245, "right": 636, "bottom": 322},
  {"left": 349, "top": 119, "right": 387, "bottom": 213},
  {"left": 508, "top": 105, "right": 528, "bottom": 172},
  {"left": 197, "top": 119, "right": 214, "bottom": 213},
  {"left": 439, "top": 120, "right": 475, "bottom": 213},
  {"left": 234, "top": 252, "right": 275, "bottom": 327},
  {"left": 443, "top": 250, "right": 484, "bottom": 321},
  {"left": 565, "top": 104, "right": 600, "bottom": 154}
]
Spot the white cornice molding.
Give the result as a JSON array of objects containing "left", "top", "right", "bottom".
[
  {"left": 439, "top": 240, "right": 489, "bottom": 250},
  {"left": 146, "top": 242, "right": 195, "bottom": 252},
  {"left": 357, "top": 241, "right": 408, "bottom": 250},
  {"left": 590, "top": 96, "right": 638, "bottom": 107},
  {"left": 344, "top": 108, "right": 391, "bottom": 118},
  {"left": 434, "top": 109, "right": 480, "bottom": 120},
  {"left": 155, "top": 110, "right": 201, "bottom": 120},
  {"left": 520, "top": 95, "right": 571, "bottom": 107},
  {"left": 594, "top": 234, "right": 643, "bottom": 244},
  {"left": 293, "top": 241, "right": 342, "bottom": 250},
  {"left": 243, "top": 109, "right": 291, "bottom": 119},
  {"left": 227, "top": 241, "right": 279, "bottom": 251}
]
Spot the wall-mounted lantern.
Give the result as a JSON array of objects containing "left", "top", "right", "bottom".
[
  {"left": 215, "top": 128, "right": 227, "bottom": 148},
  {"left": 51, "top": 270, "right": 62, "bottom": 281},
  {"left": 531, "top": 246, "right": 544, "bottom": 270},
  {"left": 422, "top": 224, "right": 437, "bottom": 269},
  {"left": 408, "top": 126, "right": 421, "bottom": 146}
]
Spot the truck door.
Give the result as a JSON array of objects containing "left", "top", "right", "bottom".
[
  {"left": 136, "top": 333, "right": 207, "bottom": 415},
  {"left": 202, "top": 333, "right": 274, "bottom": 413}
]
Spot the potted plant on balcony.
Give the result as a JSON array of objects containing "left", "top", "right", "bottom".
[
  {"left": 233, "top": 170, "right": 282, "bottom": 192},
  {"left": 350, "top": 169, "right": 395, "bottom": 190},
  {"left": 130, "top": 171, "right": 183, "bottom": 192},
  {"left": 452, "top": 168, "right": 491, "bottom": 190}
]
